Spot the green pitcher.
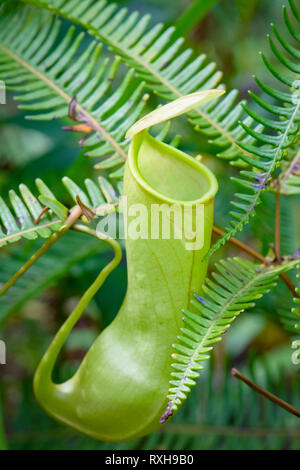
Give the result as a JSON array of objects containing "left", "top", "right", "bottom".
[{"left": 34, "top": 90, "right": 223, "bottom": 442}]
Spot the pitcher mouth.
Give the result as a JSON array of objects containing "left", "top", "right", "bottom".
[{"left": 128, "top": 130, "right": 218, "bottom": 206}]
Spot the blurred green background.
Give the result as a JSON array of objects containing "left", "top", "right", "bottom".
[{"left": 0, "top": 0, "right": 299, "bottom": 450}]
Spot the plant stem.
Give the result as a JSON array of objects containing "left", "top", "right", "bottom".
[
  {"left": 0, "top": 206, "right": 82, "bottom": 297},
  {"left": 232, "top": 368, "right": 300, "bottom": 419},
  {"left": 275, "top": 185, "right": 281, "bottom": 261},
  {"left": 280, "top": 272, "right": 299, "bottom": 297},
  {"left": 212, "top": 226, "right": 265, "bottom": 263},
  {"left": 175, "top": 0, "right": 219, "bottom": 37},
  {"left": 212, "top": 225, "right": 299, "bottom": 298},
  {"left": 33, "top": 225, "right": 122, "bottom": 391}
]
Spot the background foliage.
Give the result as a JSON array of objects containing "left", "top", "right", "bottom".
[{"left": 0, "top": 0, "right": 299, "bottom": 450}]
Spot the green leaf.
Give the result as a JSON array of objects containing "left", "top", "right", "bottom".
[
  {"left": 126, "top": 89, "right": 225, "bottom": 138},
  {"left": 38, "top": 196, "right": 69, "bottom": 220}
]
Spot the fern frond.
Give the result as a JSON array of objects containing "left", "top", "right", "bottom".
[
  {"left": 18, "top": 0, "right": 263, "bottom": 161},
  {"left": 0, "top": 7, "right": 147, "bottom": 174},
  {"left": 161, "top": 257, "right": 299, "bottom": 420},
  {"left": 208, "top": 0, "right": 300, "bottom": 255},
  {"left": 9, "top": 1, "right": 300, "bottom": 256},
  {"left": 0, "top": 174, "right": 119, "bottom": 247}
]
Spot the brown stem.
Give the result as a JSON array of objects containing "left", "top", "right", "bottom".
[
  {"left": 212, "top": 225, "right": 299, "bottom": 298},
  {"left": 232, "top": 368, "right": 300, "bottom": 419},
  {"left": 34, "top": 206, "right": 50, "bottom": 225},
  {"left": 280, "top": 273, "right": 299, "bottom": 298},
  {"left": 275, "top": 185, "right": 281, "bottom": 261},
  {"left": 212, "top": 226, "right": 265, "bottom": 263}
]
